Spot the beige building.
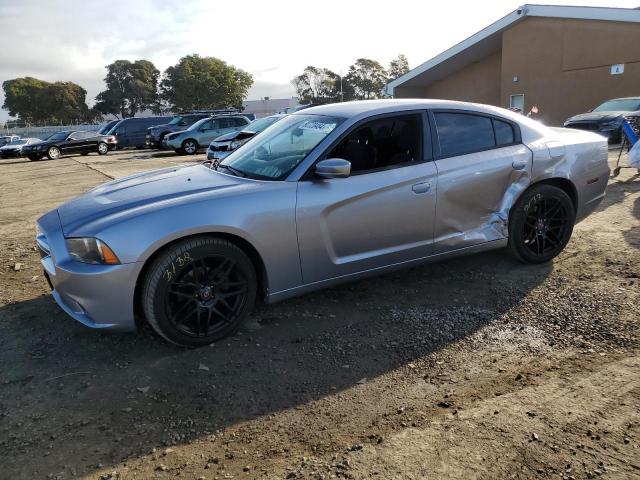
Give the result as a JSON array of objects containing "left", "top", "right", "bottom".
[{"left": 387, "top": 5, "right": 640, "bottom": 126}]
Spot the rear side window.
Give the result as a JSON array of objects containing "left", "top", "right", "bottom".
[
  {"left": 434, "top": 112, "right": 494, "bottom": 157},
  {"left": 232, "top": 117, "right": 249, "bottom": 127},
  {"left": 493, "top": 119, "right": 515, "bottom": 145}
]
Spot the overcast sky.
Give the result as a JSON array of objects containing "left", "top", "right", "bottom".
[{"left": 0, "top": 0, "right": 637, "bottom": 121}]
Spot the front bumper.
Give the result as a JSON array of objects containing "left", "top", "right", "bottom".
[
  {"left": 37, "top": 210, "right": 140, "bottom": 332},
  {"left": 0, "top": 149, "right": 23, "bottom": 158},
  {"left": 163, "top": 136, "right": 181, "bottom": 150},
  {"left": 146, "top": 135, "right": 162, "bottom": 148}
]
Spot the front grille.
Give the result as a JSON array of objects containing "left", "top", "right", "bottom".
[{"left": 566, "top": 122, "right": 600, "bottom": 131}]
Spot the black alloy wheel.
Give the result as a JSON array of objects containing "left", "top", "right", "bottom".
[
  {"left": 142, "top": 237, "right": 257, "bottom": 346},
  {"left": 508, "top": 184, "right": 575, "bottom": 264}
]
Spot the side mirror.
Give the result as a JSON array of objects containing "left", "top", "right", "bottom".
[{"left": 315, "top": 158, "right": 351, "bottom": 179}]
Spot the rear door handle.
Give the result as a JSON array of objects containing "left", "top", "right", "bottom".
[
  {"left": 512, "top": 159, "right": 528, "bottom": 170},
  {"left": 412, "top": 181, "right": 431, "bottom": 194}
]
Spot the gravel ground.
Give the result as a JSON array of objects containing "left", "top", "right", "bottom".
[{"left": 0, "top": 149, "right": 638, "bottom": 479}]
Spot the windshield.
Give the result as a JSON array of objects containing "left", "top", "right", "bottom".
[
  {"left": 593, "top": 99, "right": 640, "bottom": 112},
  {"left": 187, "top": 117, "right": 209, "bottom": 131},
  {"left": 45, "top": 132, "right": 69, "bottom": 142},
  {"left": 220, "top": 114, "right": 342, "bottom": 180},
  {"left": 169, "top": 116, "right": 188, "bottom": 125},
  {"left": 98, "top": 121, "right": 117, "bottom": 134},
  {"left": 245, "top": 116, "right": 280, "bottom": 133}
]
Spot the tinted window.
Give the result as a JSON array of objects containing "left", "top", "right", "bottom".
[
  {"left": 219, "top": 118, "right": 232, "bottom": 128},
  {"left": 434, "top": 113, "right": 495, "bottom": 157},
  {"left": 328, "top": 114, "right": 422, "bottom": 174},
  {"left": 232, "top": 117, "right": 249, "bottom": 127},
  {"left": 493, "top": 119, "right": 514, "bottom": 145}
]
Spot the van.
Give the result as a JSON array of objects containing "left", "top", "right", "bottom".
[{"left": 108, "top": 116, "right": 171, "bottom": 149}]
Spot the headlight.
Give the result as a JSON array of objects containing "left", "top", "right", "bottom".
[
  {"left": 230, "top": 138, "right": 250, "bottom": 150},
  {"left": 65, "top": 238, "right": 120, "bottom": 265},
  {"left": 600, "top": 121, "right": 619, "bottom": 130}
]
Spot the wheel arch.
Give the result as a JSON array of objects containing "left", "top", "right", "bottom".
[
  {"left": 133, "top": 231, "right": 268, "bottom": 326},
  {"left": 512, "top": 176, "right": 578, "bottom": 217}
]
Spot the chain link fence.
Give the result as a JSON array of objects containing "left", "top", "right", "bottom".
[{"left": 1, "top": 122, "right": 108, "bottom": 140}]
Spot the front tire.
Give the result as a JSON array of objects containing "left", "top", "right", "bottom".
[
  {"left": 182, "top": 139, "right": 198, "bottom": 155},
  {"left": 142, "top": 237, "right": 257, "bottom": 347},
  {"left": 508, "top": 184, "right": 575, "bottom": 264},
  {"left": 46, "top": 146, "right": 61, "bottom": 160},
  {"left": 97, "top": 142, "right": 109, "bottom": 155}
]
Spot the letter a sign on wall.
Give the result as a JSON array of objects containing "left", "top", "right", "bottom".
[{"left": 610, "top": 64, "right": 624, "bottom": 75}]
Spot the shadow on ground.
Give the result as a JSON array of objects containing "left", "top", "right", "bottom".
[{"left": 0, "top": 250, "right": 551, "bottom": 478}]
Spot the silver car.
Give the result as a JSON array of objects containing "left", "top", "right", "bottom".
[
  {"left": 36, "top": 100, "right": 609, "bottom": 346},
  {"left": 163, "top": 115, "right": 251, "bottom": 154}
]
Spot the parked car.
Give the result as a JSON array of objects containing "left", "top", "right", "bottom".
[
  {"left": 22, "top": 130, "right": 117, "bottom": 160},
  {"left": 564, "top": 97, "right": 640, "bottom": 143},
  {"left": 207, "top": 114, "right": 285, "bottom": 160},
  {"left": 0, "top": 137, "right": 40, "bottom": 158},
  {"left": 146, "top": 110, "right": 255, "bottom": 149},
  {"left": 163, "top": 115, "right": 251, "bottom": 154},
  {"left": 98, "top": 120, "right": 120, "bottom": 135},
  {"left": 107, "top": 116, "right": 171, "bottom": 149},
  {"left": 0, "top": 135, "right": 20, "bottom": 147},
  {"left": 36, "top": 99, "right": 610, "bottom": 346}
]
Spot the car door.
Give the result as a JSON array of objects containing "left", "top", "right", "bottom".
[
  {"left": 83, "top": 131, "right": 100, "bottom": 152},
  {"left": 430, "top": 110, "right": 532, "bottom": 253},
  {"left": 61, "top": 132, "right": 85, "bottom": 154},
  {"left": 295, "top": 112, "right": 438, "bottom": 284}
]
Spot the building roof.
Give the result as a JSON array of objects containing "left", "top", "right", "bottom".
[{"left": 386, "top": 4, "right": 640, "bottom": 95}]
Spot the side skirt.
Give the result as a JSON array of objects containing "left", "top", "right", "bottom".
[{"left": 266, "top": 239, "right": 508, "bottom": 304}]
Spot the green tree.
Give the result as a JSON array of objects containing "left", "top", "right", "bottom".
[
  {"left": 292, "top": 66, "right": 343, "bottom": 104},
  {"left": 94, "top": 59, "right": 160, "bottom": 118},
  {"left": 388, "top": 54, "right": 410, "bottom": 81},
  {"left": 160, "top": 54, "right": 253, "bottom": 111},
  {"left": 345, "top": 58, "right": 388, "bottom": 100},
  {"left": 2, "top": 77, "right": 91, "bottom": 124}
]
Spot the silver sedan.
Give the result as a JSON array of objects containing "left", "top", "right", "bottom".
[{"left": 36, "top": 100, "right": 610, "bottom": 346}]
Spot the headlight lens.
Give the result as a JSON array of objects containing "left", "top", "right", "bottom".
[
  {"left": 66, "top": 238, "right": 120, "bottom": 265},
  {"left": 230, "top": 138, "right": 250, "bottom": 150}
]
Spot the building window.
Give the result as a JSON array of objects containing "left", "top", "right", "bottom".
[{"left": 510, "top": 94, "right": 525, "bottom": 113}]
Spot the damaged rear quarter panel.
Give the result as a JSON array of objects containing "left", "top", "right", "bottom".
[{"left": 433, "top": 144, "right": 532, "bottom": 252}]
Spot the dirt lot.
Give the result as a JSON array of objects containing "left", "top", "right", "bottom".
[{"left": 0, "top": 149, "right": 639, "bottom": 480}]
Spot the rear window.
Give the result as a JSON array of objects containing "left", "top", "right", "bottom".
[
  {"left": 434, "top": 113, "right": 495, "bottom": 156},
  {"left": 493, "top": 119, "right": 515, "bottom": 145}
]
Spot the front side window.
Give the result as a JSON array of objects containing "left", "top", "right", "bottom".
[
  {"left": 434, "top": 112, "right": 495, "bottom": 157},
  {"left": 221, "top": 114, "right": 343, "bottom": 180},
  {"left": 327, "top": 114, "right": 422, "bottom": 174}
]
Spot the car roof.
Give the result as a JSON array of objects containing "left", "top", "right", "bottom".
[{"left": 294, "top": 99, "right": 529, "bottom": 121}]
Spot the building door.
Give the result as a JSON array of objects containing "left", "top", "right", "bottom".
[{"left": 510, "top": 94, "right": 525, "bottom": 113}]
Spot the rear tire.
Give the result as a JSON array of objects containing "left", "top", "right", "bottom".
[
  {"left": 182, "top": 139, "right": 198, "bottom": 155},
  {"left": 508, "top": 184, "right": 575, "bottom": 264},
  {"left": 142, "top": 237, "right": 257, "bottom": 347},
  {"left": 97, "top": 142, "right": 109, "bottom": 155}
]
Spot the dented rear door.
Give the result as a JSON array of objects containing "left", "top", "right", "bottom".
[{"left": 430, "top": 110, "right": 532, "bottom": 253}]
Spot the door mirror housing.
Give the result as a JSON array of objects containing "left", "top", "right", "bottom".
[{"left": 315, "top": 158, "right": 351, "bottom": 179}]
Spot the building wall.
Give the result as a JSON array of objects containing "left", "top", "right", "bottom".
[
  {"left": 394, "top": 16, "right": 640, "bottom": 126},
  {"left": 394, "top": 52, "right": 502, "bottom": 105},
  {"left": 501, "top": 17, "right": 640, "bottom": 126}
]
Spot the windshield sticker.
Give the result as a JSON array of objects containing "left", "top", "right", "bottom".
[{"left": 298, "top": 120, "right": 337, "bottom": 134}]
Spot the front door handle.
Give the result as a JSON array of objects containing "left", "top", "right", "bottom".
[
  {"left": 412, "top": 181, "right": 431, "bottom": 194},
  {"left": 512, "top": 159, "right": 528, "bottom": 170}
]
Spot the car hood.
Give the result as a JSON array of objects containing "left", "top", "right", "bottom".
[
  {"left": 57, "top": 164, "right": 244, "bottom": 236},
  {"left": 565, "top": 111, "right": 629, "bottom": 123},
  {"left": 211, "top": 130, "right": 257, "bottom": 145}
]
